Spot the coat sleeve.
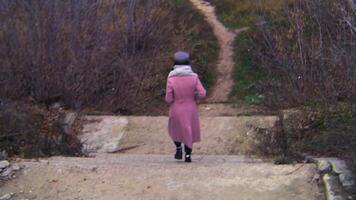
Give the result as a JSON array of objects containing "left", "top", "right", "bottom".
[
  {"left": 165, "top": 78, "right": 174, "bottom": 103},
  {"left": 195, "top": 76, "right": 206, "bottom": 99}
]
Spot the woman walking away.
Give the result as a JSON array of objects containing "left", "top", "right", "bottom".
[{"left": 165, "top": 51, "right": 206, "bottom": 162}]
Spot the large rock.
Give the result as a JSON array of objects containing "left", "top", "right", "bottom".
[{"left": 80, "top": 116, "right": 128, "bottom": 153}]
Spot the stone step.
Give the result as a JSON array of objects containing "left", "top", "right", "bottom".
[
  {"left": 37, "top": 154, "right": 266, "bottom": 167},
  {"left": 198, "top": 103, "right": 274, "bottom": 116},
  {"left": 80, "top": 115, "right": 281, "bottom": 155},
  {"left": 2, "top": 154, "right": 322, "bottom": 200}
]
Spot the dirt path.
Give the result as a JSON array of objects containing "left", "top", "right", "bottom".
[{"left": 190, "top": 0, "right": 246, "bottom": 103}]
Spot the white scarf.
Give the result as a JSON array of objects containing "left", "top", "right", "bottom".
[{"left": 168, "top": 65, "right": 196, "bottom": 78}]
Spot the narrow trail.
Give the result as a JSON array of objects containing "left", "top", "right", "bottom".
[{"left": 189, "top": 0, "right": 246, "bottom": 103}]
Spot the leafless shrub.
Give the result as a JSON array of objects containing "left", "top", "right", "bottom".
[
  {"left": 0, "top": 102, "right": 83, "bottom": 157},
  {"left": 250, "top": 0, "right": 356, "bottom": 107},
  {"left": 0, "top": 0, "right": 216, "bottom": 114}
]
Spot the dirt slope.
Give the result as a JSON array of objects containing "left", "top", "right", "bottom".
[{"left": 189, "top": 0, "right": 246, "bottom": 102}]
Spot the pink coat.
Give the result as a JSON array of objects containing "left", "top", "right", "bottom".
[{"left": 165, "top": 74, "right": 206, "bottom": 148}]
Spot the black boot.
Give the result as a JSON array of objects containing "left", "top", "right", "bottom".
[
  {"left": 184, "top": 145, "right": 192, "bottom": 163},
  {"left": 185, "top": 154, "right": 191, "bottom": 163},
  {"left": 174, "top": 142, "right": 182, "bottom": 160}
]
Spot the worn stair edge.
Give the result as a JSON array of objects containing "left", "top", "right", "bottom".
[
  {"left": 80, "top": 115, "right": 282, "bottom": 155},
  {"left": 27, "top": 154, "right": 267, "bottom": 169},
  {"left": 314, "top": 157, "right": 355, "bottom": 200},
  {"left": 328, "top": 159, "right": 355, "bottom": 189},
  {"left": 322, "top": 173, "right": 345, "bottom": 200}
]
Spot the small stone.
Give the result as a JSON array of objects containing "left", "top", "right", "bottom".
[
  {"left": 40, "top": 160, "right": 49, "bottom": 165},
  {"left": 1, "top": 167, "right": 13, "bottom": 177},
  {"left": 10, "top": 163, "right": 21, "bottom": 171},
  {"left": 0, "top": 160, "right": 10, "bottom": 169},
  {"left": 25, "top": 193, "right": 37, "bottom": 200},
  {"left": 330, "top": 159, "right": 348, "bottom": 174},
  {"left": 301, "top": 153, "right": 315, "bottom": 163},
  {"left": 312, "top": 173, "right": 320, "bottom": 182},
  {"left": 317, "top": 159, "right": 332, "bottom": 174},
  {"left": 60, "top": 112, "right": 78, "bottom": 135},
  {"left": 339, "top": 172, "right": 355, "bottom": 189},
  {"left": 347, "top": 195, "right": 356, "bottom": 200},
  {"left": 0, "top": 193, "right": 12, "bottom": 200},
  {"left": 49, "top": 102, "right": 63, "bottom": 110},
  {"left": 329, "top": 159, "right": 355, "bottom": 189}
]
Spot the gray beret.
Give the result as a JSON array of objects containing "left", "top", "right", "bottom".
[{"left": 174, "top": 51, "right": 190, "bottom": 63}]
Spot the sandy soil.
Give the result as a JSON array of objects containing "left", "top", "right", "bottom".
[{"left": 1, "top": 155, "right": 323, "bottom": 200}]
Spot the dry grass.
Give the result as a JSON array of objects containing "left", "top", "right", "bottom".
[
  {"left": 0, "top": 102, "right": 83, "bottom": 158},
  {"left": 0, "top": 0, "right": 218, "bottom": 115},
  {"left": 215, "top": 0, "right": 356, "bottom": 163}
]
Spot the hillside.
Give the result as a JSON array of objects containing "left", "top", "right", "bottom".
[
  {"left": 210, "top": 0, "right": 356, "bottom": 162},
  {"left": 0, "top": 0, "right": 218, "bottom": 115}
]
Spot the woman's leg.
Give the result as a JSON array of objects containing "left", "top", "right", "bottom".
[
  {"left": 174, "top": 141, "right": 181, "bottom": 148},
  {"left": 174, "top": 141, "right": 182, "bottom": 160},
  {"left": 184, "top": 145, "right": 192, "bottom": 162}
]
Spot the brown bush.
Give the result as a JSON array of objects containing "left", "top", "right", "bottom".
[
  {"left": 249, "top": 0, "right": 356, "bottom": 107},
  {"left": 0, "top": 102, "right": 83, "bottom": 157},
  {"left": 0, "top": 0, "right": 218, "bottom": 114}
]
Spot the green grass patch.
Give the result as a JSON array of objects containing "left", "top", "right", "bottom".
[
  {"left": 230, "top": 32, "right": 265, "bottom": 103},
  {"left": 211, "top": 0, "right": 293, "bottom": 103}
]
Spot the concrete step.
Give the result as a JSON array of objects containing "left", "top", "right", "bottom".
[
  {"left": 80, "top": 115, "right": 282, "bottom": 155},
  {"left": 2, "top": 154, "right": 322, "bottom": 200},
  {"left": 37, "top": 154, "right": 266, "bottom": 167},
  {"left": 198, "top": 103, "right": 274, "bottom": 116}
]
